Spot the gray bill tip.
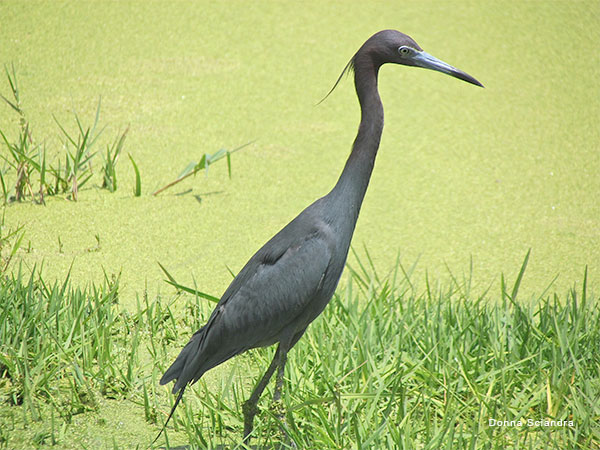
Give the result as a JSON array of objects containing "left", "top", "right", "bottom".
[{"left": 451, "top": 69, "right": 484, "bottom": 88}]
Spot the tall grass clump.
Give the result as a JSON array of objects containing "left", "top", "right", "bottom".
[
  {"left": 1, "top": 66, "right": 248, "bottom": 203},
  {"left": 0, "top": 267, "right": 121, "bottom": 421},
  {"left": 1, "top": 248, "right": 597, "bottom": 449},
  {"left": 53, "top": 100, "right": 103, "bottom": 201},
  {"left": 0, "top": 64, "right": 41, "bottom": 203},
  {"left": 0, "top": 67, "right": 125, "bottom": 203},
  {"left": 160, "top": 252, "right": 599, "bottom": 450},
  {"left": 0, "top": 267, "right": 181, "bottom": 433}
]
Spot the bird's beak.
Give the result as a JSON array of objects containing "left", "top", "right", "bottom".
[{"left": 412, "top": 51, "right": 483, "bottom": 87}]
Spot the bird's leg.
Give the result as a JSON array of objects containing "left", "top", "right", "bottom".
[
  {"left": 270, "top": 347, "right": 287, "bottom": 427},
  {"left": 242, "top": 345, "right": 281, "bottom": 442},
  {"left": 271, "top": 346, "right": 297, "bottom": 448},
  {"left": 272, "top": 346, "right": 287, "bottom": 403}
]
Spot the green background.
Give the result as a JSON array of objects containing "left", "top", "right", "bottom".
[{"left": 2, "top": 0, "right": 598, "bottom": 303}]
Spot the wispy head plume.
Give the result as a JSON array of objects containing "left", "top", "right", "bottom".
[{"left": 316, "top": 56, "right": 356, "bottom": 105}]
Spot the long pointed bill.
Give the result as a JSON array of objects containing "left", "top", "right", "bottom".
[{"left": 413, "top": 51, "right": 483, "bottom": 87}]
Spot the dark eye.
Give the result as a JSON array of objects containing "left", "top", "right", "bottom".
[{"left": 399, "top": 47, "right": 411, "bottom": 56}]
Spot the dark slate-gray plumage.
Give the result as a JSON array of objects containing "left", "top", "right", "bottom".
[{"left": 158, "top": 29, "right": 482, "bottom": 443}]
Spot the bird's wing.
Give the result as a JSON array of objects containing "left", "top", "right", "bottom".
[
  {"left": 216, "top": 225, "right": 334, "bottom": 344},
  {"left": 161, "top": 217, "right": 336, "bottom": 392}
]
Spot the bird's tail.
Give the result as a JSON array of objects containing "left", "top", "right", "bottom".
[
  {"left": 152, "top": 385, "right": 186, "bottom": 446},
  {"left": 160, "top": 325, "right": 206, "bottom": 392},
  {"left": 154, "top": 326, "right": 208, "bottom": 444}
]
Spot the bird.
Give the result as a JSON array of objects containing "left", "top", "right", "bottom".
[{"left": 157, "top": 29, "right": 482, "bottom": 443}]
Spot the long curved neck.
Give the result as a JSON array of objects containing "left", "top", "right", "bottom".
[{"left": 330, "top": 53, "right": 384, "bottom": 224}]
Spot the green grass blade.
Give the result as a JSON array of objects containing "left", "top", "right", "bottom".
[
  {"left": 226, "top": 151, "right": 232, "bottom": 178},
  {"left": 128, "top": 153, "right": 141, "bottom": 196},
  {"left": 157, "top": 262, "right": 219, "bottom": 303},
  {"left": 510, "top": 248, "right": 530, "bottom": 302},
  {"left": 0, "top": 93, "right": 20, "bottom": 113},
  {"left": 53, "top": 115, "right": 78, "bottom": 148}
]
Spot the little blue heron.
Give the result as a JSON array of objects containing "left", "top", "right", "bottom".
[{"left": 158, "top": 29, "right": 482, "bottom": 442}]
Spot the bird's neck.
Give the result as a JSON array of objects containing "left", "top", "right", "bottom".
[{"left": 330, "top": 55, "right": 384, "bottom": 224}]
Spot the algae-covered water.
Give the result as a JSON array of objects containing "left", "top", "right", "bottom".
[
  {"left": 2, "top": 1, "right": 598, "bottom": 302},
  {"left": 1, "top": 1, "right": 599, "bottom": 448}
]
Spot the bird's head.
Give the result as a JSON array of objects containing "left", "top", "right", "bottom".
[
  {"left": 319, "top": 29, "right": 482, "bottom": 104},
  {"left": 363, "top": 29, "right": 483, "bottom": 87}
]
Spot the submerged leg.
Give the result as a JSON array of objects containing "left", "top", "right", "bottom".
[{"left": 242, "top": 345, "right": 281, "bottom": 441}]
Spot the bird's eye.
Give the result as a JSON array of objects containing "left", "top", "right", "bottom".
[{"left": 399, "top": 47, "right": 411, "bottom": 56}]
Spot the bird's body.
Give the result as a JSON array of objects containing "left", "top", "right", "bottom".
[
  {"left": 158, "top": 29, "right": 482, "bottom": 443},
  {"left": 161, "top": 200, "right": 345, "bottom": 391}
]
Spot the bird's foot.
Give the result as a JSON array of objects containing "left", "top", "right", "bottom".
[
  {"left": 269, "top": 399, "right": 297, "bottom": 448},
  {"left": 270, "top": 398, "right": 285, "bottom": 423},
  {"left": 242, "top": 399, "right": 259, "bottom": 442}
]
